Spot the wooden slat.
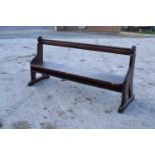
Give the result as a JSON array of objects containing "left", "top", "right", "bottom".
[
  {"left": 39, "top": 38, "right": 131, "bottom": 55},
  {"left": 31, "top": 61, "right": 124, "bottom": 92}
]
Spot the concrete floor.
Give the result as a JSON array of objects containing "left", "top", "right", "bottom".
[{"left": 0, "top": 28, "right": 155, "bottom": 128}]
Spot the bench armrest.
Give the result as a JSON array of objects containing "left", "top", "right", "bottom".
[
  {"left": 31, "top": 36, "right": 43, "bottom": 64},
  {"left": 124, "top": 46, "right": 136, "bottom": 86}
]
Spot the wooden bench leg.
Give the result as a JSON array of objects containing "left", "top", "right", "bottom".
[
  {"left": 118, "top": 83, "right": 135, "bottom": 113},
  {"left": 28, "top": 70, "right": 50, "bottom": 86}
]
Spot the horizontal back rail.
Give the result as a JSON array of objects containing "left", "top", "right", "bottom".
[{"left": 38, "top": 37, "right": 132, "bottom": 55}]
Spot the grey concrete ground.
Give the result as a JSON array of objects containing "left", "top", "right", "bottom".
[{"left": 0, "top": 28, "right": 155, "bottom": 128}]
